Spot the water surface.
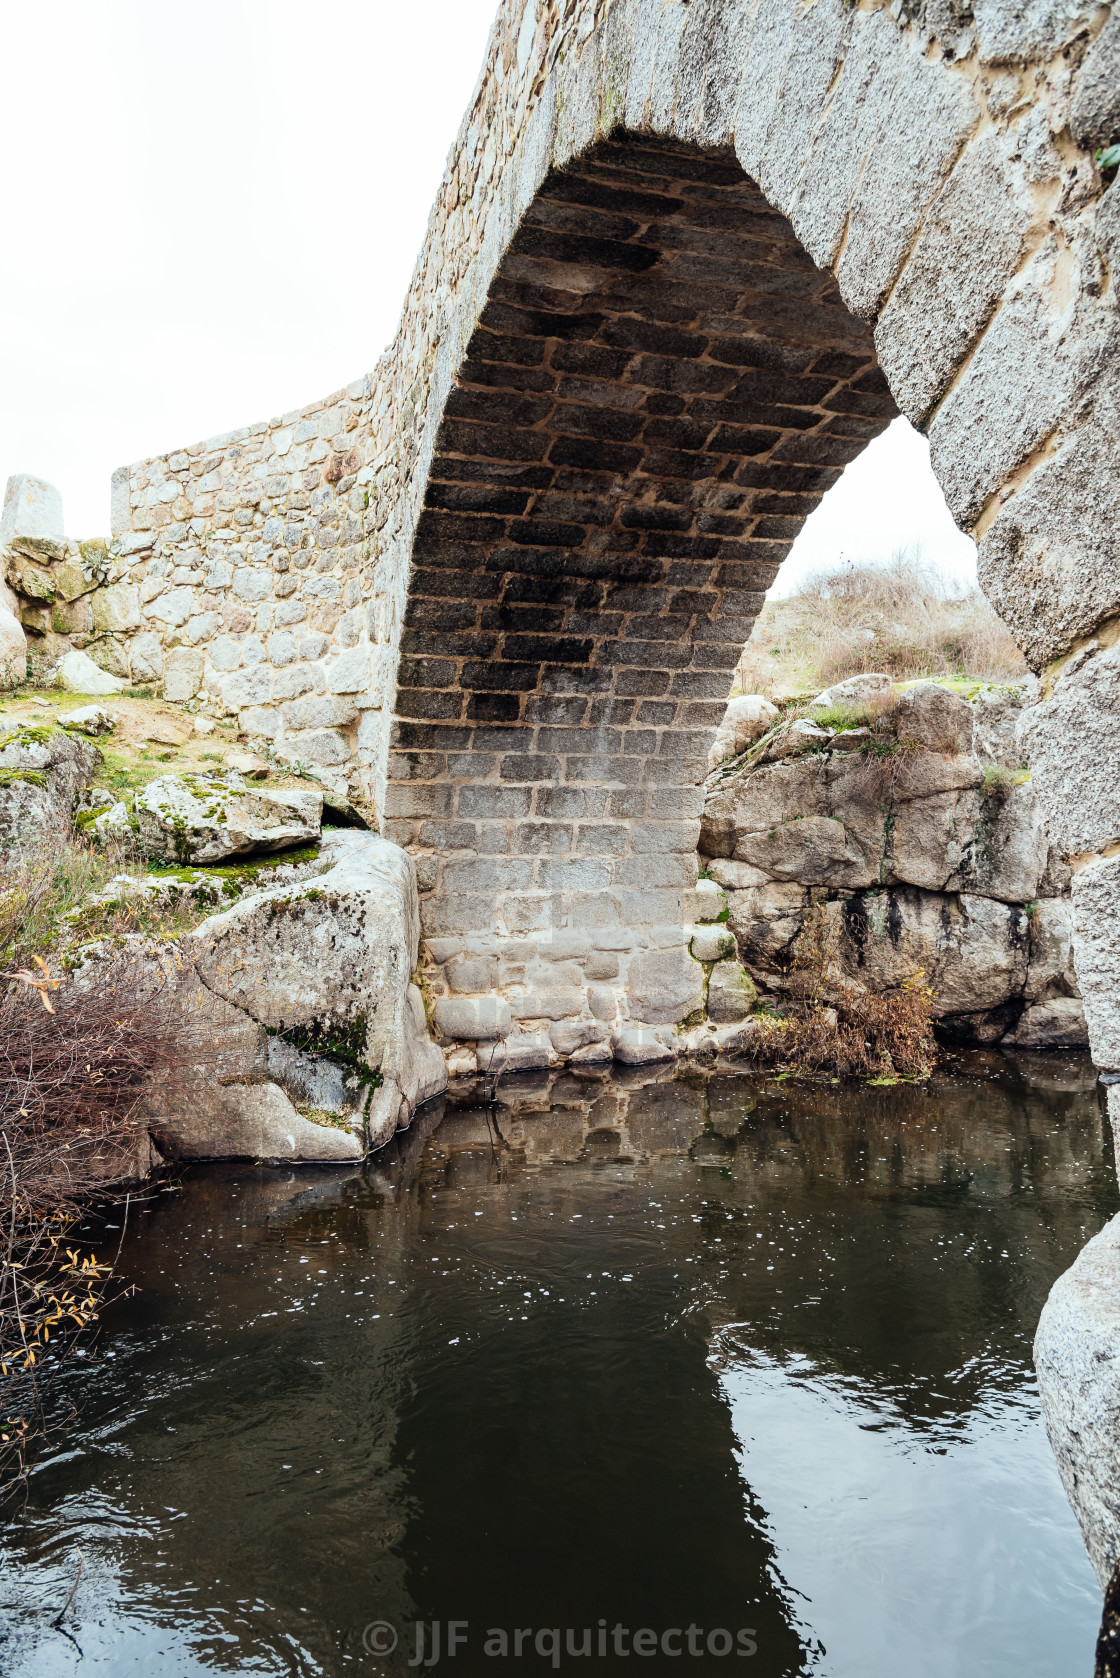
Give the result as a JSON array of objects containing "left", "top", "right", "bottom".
[{"left": 0, "top": 1052, "right": 1112, "bottom": 1676}]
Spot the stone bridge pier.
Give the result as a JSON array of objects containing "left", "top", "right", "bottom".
[{"left": 384, "top": 134, "right": 896, "bottom": 1055}]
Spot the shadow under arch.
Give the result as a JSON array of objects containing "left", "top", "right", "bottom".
[{"left": 385, "top": 132, "right": 899, "bottom": 1031}]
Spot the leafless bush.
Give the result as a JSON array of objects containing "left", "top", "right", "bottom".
[
  {"left": 0, "top": 832, "right": 137, "bottom": 972},
  {"left": 736, "top": 549, "right": 1026, "bottom": 699},
  {"left": 735, "top": 899, "right": 936, "bottom": 1082},
  {"left": 0, "top": 909, "right": 200, "bottom": 1500}
]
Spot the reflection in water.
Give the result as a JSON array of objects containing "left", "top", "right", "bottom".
[{"left": 0, "top": 1052, "right": 1112, "bottom": 1676}]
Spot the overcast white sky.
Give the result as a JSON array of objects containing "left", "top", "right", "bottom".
[{"left": 0, "top": 0, "right": 976, "bottom": 591}]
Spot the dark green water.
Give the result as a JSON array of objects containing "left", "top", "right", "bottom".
[{"left": 0, "top": 1052, "right": 1114, "bottom": 1677}]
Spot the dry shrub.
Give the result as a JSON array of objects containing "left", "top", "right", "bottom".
[
  {"left": 0, "top": 840, "right": 202, "bottom": 1499},
  {"left": 0, "top": 831, "right": 140, "bottom": 970},
  {"left": 745, "top": 984, "right": 937, "bottom": 1082},
  {"left": 735, "top": 549, "right": 1026, "bottom": 699},
  {"left": 736, "top": 899, "right": 936, "bottom": 1083}
]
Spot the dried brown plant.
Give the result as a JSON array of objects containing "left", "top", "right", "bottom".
[{"left": 735, "top": 549, "right": 1026, "bottom": 699}]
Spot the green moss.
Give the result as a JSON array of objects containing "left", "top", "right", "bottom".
[
  {"left": 144, "top": 843, "right": 321, "bottom": 888},
  {"left": 0, "top": 767, "right": 46, "bottom": 789},
  {"left": 74, "top": 805, "right": 111, "bottom": 830},
  {"left": 0, "top": 724, "right": 55, "bottom": 751},
  {"left": 277, "top": 1014, "right": 369, "bottom": 1064}
]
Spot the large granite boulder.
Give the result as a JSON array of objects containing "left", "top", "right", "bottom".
[
  {"left": 136, "top": 772, "right": 322, "bottom": 863},
  {"left": 72, "top": 833, "right": 447, "bottom": 1161},
  {"left": 0, "top": 722, "right": 101, "bottom": 846},
  {"left": 187, "top": 830, "right": 446, "bottom": 1146},
  {"left": 56, "top": 648, "right": 127, "bottom": 695},
  {"left": 1070, "top": 856, "right": 1120, "bottom": 1070},
  {"left": 1036, "top": 1185, "right": 1120, "bottom": 1589}
]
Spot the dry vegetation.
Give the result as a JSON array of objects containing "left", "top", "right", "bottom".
[
  {"left": 0, "top": 838, "right": 198, "bottom": 1499},
  {"left": 733, "top": 899, "right": 937, "bottom": 1084},
  {"left": 734, "top": 550, "right": 1027, "bottom": 700}
]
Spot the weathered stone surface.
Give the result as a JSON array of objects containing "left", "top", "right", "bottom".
[
  {"left": 0, "top": 723, "right": 100, "bottom": 845},
  {"left": 1, "top": 474, "right": 63, "bottom": 543},
  {"left": 1035, "top": 1197, "right": 1120, "bottom": 1589},
  {"left": 136, "top": 773, "right": 322, "bottom": 864},
  {"left": 0, "top": 607, "right": 26, "bottom": 687},
  {"left": 51, "top": 557, "right": 93, "bottom": 603},
  {"left": 497, "top": 1028, "right": 555, "bottom": 1072},
  {"left": 974, "top": 0, "right": 1096, "bottom": 65},
  {"left": 1005, "top": 996, "right": 1088, "bottom": 1048},
  {"left": 433, "top": 995, "right": 512, "bottom": 1041},
  {"left": 689, "top": 923, "right": 735, "bottom": 963},
  {"left": 1069, "top": 7, "right": 1120, "bottom": 149},
  {"left": 150, "top": 1079, "right": 363, "bottom": 1164},
  {"left": 1018, "top": 643, "right": 1120, "bottom": 858},
  {"left": 549, "top": 1019, "right": 609, "bottom": 1056},
  {"left": 163, "top": 646, "right": 204, "bottom": 702},
  {"left": 957, "top": 782, "right": 1049, "bottom": 904},
  {"left": 979, "top": 383, "right": 1120, "bottom": 670},
  {"left": 726, "top": 881, "right": 807, "bottom": 980},
  {"left": 60, "top": 704, "right": 115, "bottom": 735},
  {"left": 888, "top": 788, "right": 978, "bottom": 892},
  {"left": 1024, "top": 895, "right": 1079, "bottom": 1002},
  {"left": 57, "top": 648, "right": 127, "bottom": 695},
  {"left": 1070, "top": 857, "right": 1120, "bottom": 1069},
  {"left": 830, "top": 888, "right": 1031, "bottom": 1021},
  {"left": 128, "top": 630, "right": 163, "bottom": 682},
  {"left": 627, "top": 944, "right": 704, "bottom": 1025},
  {"left": 890, "top": 778, "right": 1048, "bottom": 903},
  {"left": 875, "top": 130, "right": 1034, "bottom": 421},
  {"left": 931, "top": 237, "right": 1116, "bottom": 533},
  {"left": 762, "top": 719, "right": 835, "bottom": 762},
  {"left": 689, "top": 878, "right": 728, "bottom": 922},
  {"left": 703, "top": 757, "right": 833, "bottom": 855},
  {"left": 611, "top": 1025, "right": 677, "bottom": 1066},
  {"left": 706, "top": 858, "right": 772, "bottom": 890},
  {"left": 969, "top": 679, "right": 1038, "bottom": 767},
  {"left": 189, "top": 831, "right": 445, "bottom": 1144},
  {"left": 90, "top": 582, "right": 140, "bottom": 633},
  {"left": 707, "top": 694, "right": 779, "bottom": 771},
  {"left": 733, "top": 813, "right": 877, "bottom": 889},
  {"left": 706, "top": 957, "right": 757, "bottom": 1023}
]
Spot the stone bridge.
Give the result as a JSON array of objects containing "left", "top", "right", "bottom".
[{"left": 108, "top": 0, "right": 1119, "bottom": 1066}]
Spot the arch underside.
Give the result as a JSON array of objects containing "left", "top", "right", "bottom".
[{"left": 385, "top": 133, "right": 898, "bottom": 1031}]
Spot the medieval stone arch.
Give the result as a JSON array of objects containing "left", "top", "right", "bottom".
[
  {"left": 108, "top": 0, "right": 1119, "bottom": 1064},
  {"left": 387, "top": 132, "right": 899, "bottom": 1039},
  {"left": 377, "top": 1, "right": 1118, "bottom": 1062}
]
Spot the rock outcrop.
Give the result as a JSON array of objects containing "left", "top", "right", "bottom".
[
  {"left": 186, "top": 829, "right": 446, "bottom": 1146},
  {"left": 1036, "top": 1156, "right": 1120, "bottom": 1590},
  {"left": 135, "top": 772, "right": 323, "bottom": 863},
  {"left": 0, "top": 721, "right": 101, "bottom": 846},
  {"left": 700, "top": 679, "right": 1085, "bottom": 1047},
  {"left": 72, "top": 831, "right": 448, "bottom": 1165}
]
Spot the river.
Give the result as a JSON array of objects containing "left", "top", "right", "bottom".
[{"left": 0, "top": 1051, "right": 1113, "bottom": 1676}]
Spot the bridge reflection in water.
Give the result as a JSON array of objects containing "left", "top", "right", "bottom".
[{"left": 0, "top": 1053, "right": 1111, "bottom": 1678}]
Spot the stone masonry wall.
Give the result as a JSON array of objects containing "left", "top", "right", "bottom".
[{"left": 101, "top": 0, "right": 1120, "bottom": 1064}]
